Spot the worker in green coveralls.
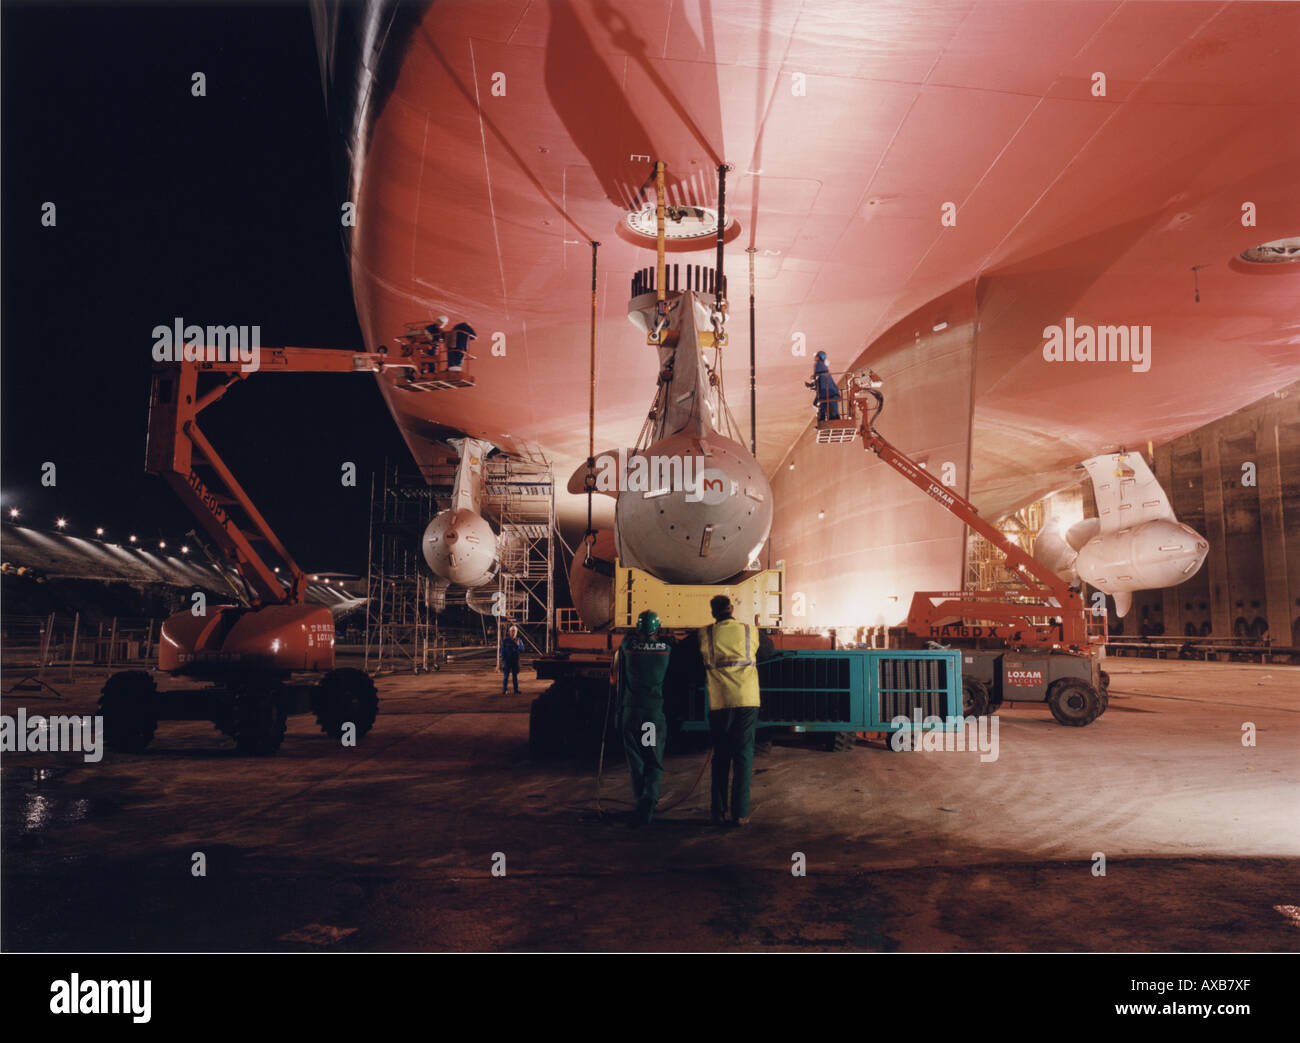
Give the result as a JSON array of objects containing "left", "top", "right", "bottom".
[{"left": 617, "top": 610, "right": 675, "bottom": 826}]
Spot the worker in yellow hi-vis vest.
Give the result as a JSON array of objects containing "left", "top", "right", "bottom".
[{"left": 698, "top": 594, "right": 771, "bottom": 826}]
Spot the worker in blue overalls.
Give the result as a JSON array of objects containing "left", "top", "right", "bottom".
[
  {"left": 421, "top": 316, "right": 449, "bottom": 377},
  {"left": 499, "top": 624, "right": 525, "bottom": 694},
  {"left": 617, "top": 610, "right": 675, "bottom": 826},
  {"left": 806, "top": 350, "right": 841, "bottom": 421},
  {"left": 447, "top": 321, "right": 476, "bottom": 372}
]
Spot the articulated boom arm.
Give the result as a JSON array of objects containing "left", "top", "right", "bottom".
[
  {"left": 842, "top": 377, "right": 1097, "bottom": 649},
  {"left": 145, "top": 347, "right": 387, "bottom": 607},
  {"left": 860, "top": 429, "right": 1070, "bottom": 598}
]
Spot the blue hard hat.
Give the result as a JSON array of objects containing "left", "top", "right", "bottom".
[{"left": 815, "top": 350, "right": 827, "bottom": 361}]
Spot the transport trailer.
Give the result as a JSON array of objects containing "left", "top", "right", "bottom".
[
  {"left": 531, "top": 640, "right": 963, "bottom": 757},
  {"left": 529, "top": 564, "right": 786, "bottom": 759},
  {"left": 529, "top": 631, "right": 625, "bottom": 760},
  {"left": 677, "top": 647, "right": 963, "bottom": 751}
]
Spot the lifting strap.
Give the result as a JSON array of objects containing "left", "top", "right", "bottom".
[{"left": 584, "top": 239, "right": 600, "bottom": 561}]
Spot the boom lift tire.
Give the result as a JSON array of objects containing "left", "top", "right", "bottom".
[
  {"left": 100, "top": 671, "right": 159, "bottom": 753},
  {"left": 962, "top": 678, "right": 991, "bottom": 717},
  {"left": 313, "top": 668, "right": 379, "bottom": 741},
  {"left": 1046, "top": 678, "right": 1104, "bottom": 727},
  {"left": 231, "top": 685, "right": 288, "bottom": 755}
]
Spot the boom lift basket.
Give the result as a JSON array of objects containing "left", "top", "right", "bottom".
[
  {"left": 814, "top": 373, "right": 859, "bottom": 444},
  {"left": 390, "top": 321, "right": 477, "bottom": 391}
]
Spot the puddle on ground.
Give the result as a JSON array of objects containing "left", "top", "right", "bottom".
[
  {"left": 15, "top": 793, "right": 115, "bottom": 834},
  {"left": 2, "top": 763, "right": 125, "bottom": 841}
]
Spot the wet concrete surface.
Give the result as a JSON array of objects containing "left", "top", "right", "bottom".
[{"left": 2, "top": 658, "right": 1297, "bottom": 951}]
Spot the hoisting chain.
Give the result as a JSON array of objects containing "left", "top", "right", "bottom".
[{"left": 712, "top": 162, "right": 730, "bottom": 346}]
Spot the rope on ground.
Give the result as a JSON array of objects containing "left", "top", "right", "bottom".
[
  {"left": 589, "top": 723, "right": 714, "bottom": 819},
  {"left": 592, "top": 681, "right": 615, "bottom": 816},
  {"left": 656, "top": 747, "right": 713, "bottom": 813}
]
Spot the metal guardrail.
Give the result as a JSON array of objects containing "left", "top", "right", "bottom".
[
  {"left": 555, "top": 608, "right": 587, "bottom": 633},
  {"left": 1106, "top": 635, "right": 1299, "bottom": 663},
  {"left": 1, "top": 613, "right": 159, "bottom": 679}
]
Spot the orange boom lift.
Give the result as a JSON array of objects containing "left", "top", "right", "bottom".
[
  {"left": 99, "top": 344, "right": 446, "bottom": 755},
  {"left": 816, "top": 371, "right": 1110, "bottom": 726}
]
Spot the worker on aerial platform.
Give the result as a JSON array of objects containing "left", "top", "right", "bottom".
[
  {"left": 447, "top": 321, "right": 476, "bottom": 372},
  {"left": 806, "top": 350, "right": 841, "bottom": 421},
  {"left": 421, "top": 316, "right": 449, "bottom": 370},
  {"left": 699, "top": 595, "right": 772, "bottom": 827},
  {"left": 616, "top": 610, "right": 675, "bottom": 827}
]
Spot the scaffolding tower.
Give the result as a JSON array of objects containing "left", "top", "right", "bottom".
[
  {"left": 364, "top": 465, "right": 439, "bottom": 673},
  {"left": 483, "top": 455, "right": 556, "bottom": 658},
  {"left": 965, "top": 499, "right": 1046, "bottom": 590},
  {"left": 365, "top": 453, "right": 556, "bottom": 670}
]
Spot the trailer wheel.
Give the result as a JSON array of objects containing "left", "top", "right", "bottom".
[
  {"left": 962, "top": 678, "right": 991, "bottom": 717},
  {"left": 755, "top": 729, "right": 775, "bottom": 755},
  {"left": 232, "top": 687, "right": 288, "bottom": 755},
  {"left": 528, "top": 694, "right": 561, "bottom": 759},
  {"left": 100, "top": 671, "right": 158, "bottom": 753},
  {"left": 1046, "top": 679, "right": 1104, "bottom": 727},
  {"left": 313, "top": 668, "right": 379, "bottom": 741},
  {"left": 822, "top": 731, "right": 856, "bottom": 752}
]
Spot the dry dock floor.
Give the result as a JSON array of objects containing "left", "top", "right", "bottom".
[{"left": 3, "top": 657, "right": 1297, "bottom": 952}]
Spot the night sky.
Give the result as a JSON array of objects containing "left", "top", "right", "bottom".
[{"left": 1, "top": 2, "right": 410, "bottom": 575}]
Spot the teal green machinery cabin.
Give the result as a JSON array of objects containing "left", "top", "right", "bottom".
[{"left": 680, "top": 647, "right": 963, "bottom": 734}]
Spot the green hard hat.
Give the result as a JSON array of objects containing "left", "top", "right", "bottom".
[{"left": 637, "top": 610, "right": 661, "bottom": 636}]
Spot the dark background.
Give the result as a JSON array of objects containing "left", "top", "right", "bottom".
[{"left": 1, "top": 1, "right": 409, "bottom": 575}]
